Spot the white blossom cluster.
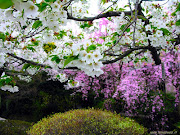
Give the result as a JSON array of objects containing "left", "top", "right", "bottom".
[
  {"left": 1, "top": 85, "right": 19, "bottom": 93},
  {"left": 0, "top": 0, "right": 179, "bottom": 92},
  {"left": 56, "top": 73, "right": 68, "bottom": 83},
  {"left": 0, "top": 72, "right": 19, "bottom": 92},
  {"left": 18, "top": 75, "right": 32, "bottom": 83},
  {"left": 26, "top": 67, "right": 39, "bottom": 75}
]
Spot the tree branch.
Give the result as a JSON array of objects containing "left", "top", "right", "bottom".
[
  {"left": 103, "top": 46, "right": 149, "bottom": 64},
  {"left": 7, "top": 53, "right": 50, "bottom": 68},
  {"left": 67, "top": 11, "right": 131, "bottom": 21}
]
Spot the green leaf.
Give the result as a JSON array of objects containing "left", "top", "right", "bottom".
[
  {"left": 0, "top": 79, "right": 6, "bottom": 87},
  {"left": 0, "top": 0, "right": 13, "bottom": 9},
  {"left": 36, "top": 2, "right": 49, "bottom": 12},
  {"left": 101, "top": 0, "right": 106, "bottom": 4},
  {"left": 0, "top": 81, "right": 3, "bottom": 87},
  {"left": 141, "top": 56, "right": 148, "bottom": 62},
  {"left": 177, "top": 3, "right": 180, "bottom": 11},
  {"left": 175, "top": 19, "right": 180, "bottom": 26},
  {"left": 5, "top": 78, "right": 12, "bottom": 84},
  {"left": 126, "top": 28, "right": 130, "bottom": 33},
  {"left": 112, "top": 32, "right": 120, "bottom": 38},
  {"left": 134, "top": 58, "right": 139, "bottom": 63},
  {"left": 138, "top": 15, "right": 147, "bottom": 21},
  {"left": 113, "top": 40, "right": 116, "bottom": 44},
  {"left": 87, "top": 44, "right": 96, "bottom": 52},
  {"left": 171, "top": 11, "right": 176, "bottom": 16},
  {"left": 118, "top": 8, "right": 125, "bottom": 11},
  {"left": 26, "top": 46, "right": 36, "bottom": 52},
  {"left": 80, "top": 22, "right": 92, "bottom": 29},
  {"left": 45, "top": 0, "right": 56, "bottom": 2},
  {"left": 159, "top": 28, "right": 171, "bottom": 36},
  {"left": 0, "top": 32, "right": 6, "bottom": 41},
  {"left": 32, "top": 20, "right": 42, "bottom": 29},
  {"left": 51, "top": 55, "right": 61, "bottom": 64},
  {"left": 120, "top": 24, "right": 126, "bottom": 31},
  {"left": 105, "top": 42, "right": 112, "bottom": 47},
  {"left": 22, "top": 64, "right": 31, "bottom": 70},
  {"left": 64, "top": 56, "right": 78, "bottom": 68},
  {"left": 57, "top": 30, "right": 67, "bottom": 39}
]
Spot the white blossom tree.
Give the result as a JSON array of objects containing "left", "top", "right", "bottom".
[{"left": 0, "top": 0, "right": 179, "bottom": 92}]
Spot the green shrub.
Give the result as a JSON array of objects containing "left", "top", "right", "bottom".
[
  {"left": 0, "top": 119, "right": 32, "bottom": 135},
  {"left": 27, "top": 108, "right": 148, "bottom": 135}
]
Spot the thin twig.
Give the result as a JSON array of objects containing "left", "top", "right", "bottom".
[
  {"left": 103, "top": 19, "right": 135, "bottom": 53},
  {"left": 103, "top": 46, "right": 149, "bottom": 64},
  {"left": 132, "top": 0, "right": 139, "bottom": 46},
  {"left": 96, "top": 0, "right": 119, "bottom": 18},
  {"left": 25, "top": 27, "right": 46, "bottom": 39},
  {"left": 128, "top": 0, "right": 133, "bottom": 17}
]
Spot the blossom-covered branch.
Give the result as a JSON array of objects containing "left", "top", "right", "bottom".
[{"left": 7, "top": 53, "right": 50, "bottom": 68}]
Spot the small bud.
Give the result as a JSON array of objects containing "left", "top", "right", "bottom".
[
  {"left": 31, "top": 38, "right": 36, "bottom": 42},
  {"left": 88, "top": 21, "right": 93, "bottom": 25},
  {"left": 54, "top": 32, "right": 59, "bottom": 36}
]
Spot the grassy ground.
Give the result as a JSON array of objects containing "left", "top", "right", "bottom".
[{"left": 0, "top": 119, "right": 33, "bottom": 135}]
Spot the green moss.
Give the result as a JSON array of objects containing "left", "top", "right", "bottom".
[
  {"left": 28, "top": 108, "right": 149, "bottom": 135},
  {"left": 0, "top": 119, "right": 32, "bottom": 135}
]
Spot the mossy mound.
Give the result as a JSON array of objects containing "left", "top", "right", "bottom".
[
  {"left": 0, "top": 119, "right": 32, "bottom": 135},
  {"left": 27, "top": 109, "right": 148, "bottom": 135}
]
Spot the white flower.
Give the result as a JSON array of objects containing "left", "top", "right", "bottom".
[
  {"left": 120, "top": 12, "right": 125, "bottom": 18},
  {"left": 145, "top": 24, "right": 151, "bottom": 31},
  {"left": 79, "top": 50, "right": 87, "bottom": 61},
  {"left": 4, "top": 41, "right": 13, "bottom": 49},
  {"left": 76, "top": 60, "right": 86, "bottom": 69},
  {"left": 12, "top": 0, "right": 22, "bottom": 11},
  {"left": 59, "top": 9, "right": 67, "bottom": 18},
  {"left": 86, "top": 63, "right": 94, "bottom": 71},
  {"left": 0, "top": 53, "right": 5, "bottom": 67},
  {"left": 60, "top": 18, "right": 68, "bottom": 26},
  {"left": 68, "top": 80, "right": 80, "bottom": 88},
  {"left": 4, "top": 8, "right": 14, "bottom": 20},
  {"left": 11, "top": 31, "right": 19, "bottom": 38},
  {"left": 72, "top": 43, "right": 81, "bottom": 55},
  {"left": 1, "top": 72, "right": 5, "bottom": 77},
  {"left": 1, "top": 85, "right": 13, "bottom": 91},
  {"left": 155, "top": 22, "right": 166, "bottom": 29},
  {"left": 57, "top": 73, "right": 68, "bottom": 83},
  {"left": 92, "top": 50, "right": 103, "bottom": 62},
  {"left": 51, "top": 2, "right": 60, "bottom": 12},
  {"left": 84, "top": 68, "right": 104, "bottom": 77},
  {"left": 36, "top": 0, "right": 43, "bottom": 4},
  {"left": 49, "top": 23, "right": 60, "bottom": 32},
  {"left": 26, "top": 67, "right": 38, "bottom": 75},
  {"left": 43, "top": 30, "right": 54, "bottom": 42},
  {"left": 18, "top": 75, "right": 32, "bottom": 83},
  {"left": 93, "top": 69, "right": 104, "bottom": 77},
  {"left": 83, "top": 39, "right": 91, "bottom": 48},
  {"left": 63, "top": 48, "right": 72, "bottom": 56},
  {"left": 156, "top": 30, "right": 163, "bottom": 37},
  {"left": 21, "top": 1, "right": 39, "bottom": 18},
  {"left": 93, "top": 61, "right": 103, "bottom": 69},
  {"left": 13, "top": 86, "right": 19, "bottom": 92},
  {"left": 1, "top": 85, "right": 19, "bottom": 93},
  {"left": 44, "top": 19, "right": 59, "bottom": 29},
  {"left": 84, "top": 53, "right": 94, "bottom": 64}
]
